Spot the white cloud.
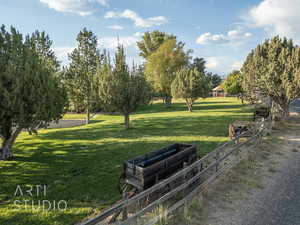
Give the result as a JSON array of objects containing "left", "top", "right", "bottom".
[
  {"left": 231, "top": 61, "right": 243, "bottom": 70},
  {"left": 107, "top": 25, "right": 124, "bottom": 30},
  {"left": 133, "top": 32, "right": 144, "bottom": 37},
  {"left": 196, "top": 33, "right": 227, "bottom": 45},
  {"left": 53, "top": 36, "right": 141, "bottom": 67},
  {"left": 39, "top": 0, "right": 109, "bottom": 16},
  {"left": 206, "top": 57, "right": 220, "bottom": 69},
  {"left": 105, "top": 9, "right": 168, "bottom": 27},
  {"left": 244, "top": 32, "right": 252, "bottom": 37},
  {"left": 204, "top": 57, "right": 245, "bottom": 74},
  {"left": 53, "top": 47, "right": 74, "bottom": 66},
  {"left": 196, "top": 29, "right": 252, "bottom": 45},
  {"left": 99, "top": 36, "right": 138, "bottom": 49},
  {"left": 245, "top": 0, "right": 300, "bottom": 40}
]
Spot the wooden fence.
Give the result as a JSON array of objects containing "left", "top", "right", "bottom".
[{"left": 79, "top": 119, "right": 271, "bottom": 225}]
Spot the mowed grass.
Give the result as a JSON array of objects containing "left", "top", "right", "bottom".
[{"left": 0, "top": 98, "right": 252, "bottom": 225}]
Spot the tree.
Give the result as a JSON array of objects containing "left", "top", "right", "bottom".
[
  {"left": 190, "top": 57, "right": 206, "bottom": 73},
  {"left": 0, "top": 25, "right": 67, "bottom": 160},
  {"left": 222, "top": 70, "right": 243, "bottom": 95},
  {"left": 206, "top": 72, "right": 222, "bottom": 88},
  {"left": 65, "top": 28, "right": 101, "bottom": 124},
  {"left": 145, "top": 39, "right": 189, "bottom": 106},
  {"left": 137, "top": 30, "right": 178, "bottom": 59},
  {"left": 98, "top": 45, "right": 151, "bottom": 129},
  {"left": 242, "top": 36, "right": 300, "bottom": 119},
  {"left": 171, "top": 68, "right": 211, "bottom": 111}
]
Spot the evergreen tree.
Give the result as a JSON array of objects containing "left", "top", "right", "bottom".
[
  {"left": 242, "top": 36, "right": 300, "bottom": 119},
  {"left": 65, "top": 28, "right": 101, "bottom": 124},
  {"left": 171, "top": 68, "right": 211, "bottom": 111},
  {"left": 98, "top": 45, "right": 151, "bottom": 129},
  {"left": 191, "top": 57, "right": 206, "bottom": 73},
  {"left": 0, "top": 25, "right": 67, "bottom": 160},
  {"left": 145, "top": 39, "right": 189, "bottom": 106},
  {"left": 206, "top": 72, "right": 222, "bottom": 88}
]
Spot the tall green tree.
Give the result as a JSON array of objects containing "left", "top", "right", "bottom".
[
  {"left": 206, "top": 72, "right": 222, "bottom": 88},
  {"left": 145, "top": 38, "right": 189, "bottom": 106},
  {"left": 222, "top": 70, "right": 243, "bottom": 95},
  {"left": 242, "top": 36, "right": 300, "bottom": 118},
  {"left": 171, "top": 68, "right": 211, "bottom": 112},
  {"left": 190, "top": 57, "right": 206, "bottom": 73},
  {"left": 0, "top": 25, "right": 67, "bottom": 160},
  {"left": 98, "top": 45, "right": 151, "bottom": 129},
  {"left": 65, "top": 28, "right": 101, "bottom": 124},
  {"left": 137, "top": 30, "right": 178, "bottom": 59}
]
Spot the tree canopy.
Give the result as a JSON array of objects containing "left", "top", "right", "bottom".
[
  {"left": 190, "top": 57, "right": 206, "bottom": 74},
  {"left": 206, "top": 72, "right": 222, "bottom": 89},
  {"left": 145, "top": 38, "right": 189, "bottom": 106},
  {"left": 0, "top": 25, "right": 67, "bottom": 160},
  {"left": 98, "top": 45, "right": 151, "bottom": 129},
  {"left": 222, "top": 70, "right": 243, "bottom": 95},
  {"left": 64, "top": 28, "right": 101, "bottom": 124},
  {"left": 137, "top": 30, "right": 178, "bottom": 59},
  {"left": 242, "top": 36, "right": 300, "bottom": 118},
  {"left": 171, "top": 68, "right": 211, "bottom": 111}
]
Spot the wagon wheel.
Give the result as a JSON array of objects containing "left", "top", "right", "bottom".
[{"left": 118, "top": 173, "right": 133, "bottom": 194}]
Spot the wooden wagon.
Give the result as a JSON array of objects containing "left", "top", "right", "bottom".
[
  {"left": 253, "top": 106, "right": 270, "bottom": 121},
  {"left": 119, "top": 143, "right": 197, "bottom": 194},
  {"left": 228, "top": 121, "right": 256, "bottom": 139}
]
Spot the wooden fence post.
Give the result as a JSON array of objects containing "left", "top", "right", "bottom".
[
  {"left": 215, "top": 152, "right": 220, "bottom": 172},
  {"left": 122, "top": 192, "right": 128, "bottom": 221}
]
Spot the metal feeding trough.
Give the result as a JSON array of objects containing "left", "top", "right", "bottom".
[
  {"left": 119, "top": 143, "right": 197, "bottom": 194},
  {"left": 253, "top": 107, "right": 270, "bottom": 121}
]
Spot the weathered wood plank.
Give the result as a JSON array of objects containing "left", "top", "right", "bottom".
[{"left": 80, "top": 121, "right": 269, "bottom": 225}]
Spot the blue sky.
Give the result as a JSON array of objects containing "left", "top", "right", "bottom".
[{"left": 1, "top": 0, "right": 299, "bottom": 75}]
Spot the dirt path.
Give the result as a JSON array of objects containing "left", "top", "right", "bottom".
[
  {"left": 47, "top": 119, "right": 86, "bottom": 129},
  {"left": 172, "top": 117, "right": 300, "bottom": 225}
]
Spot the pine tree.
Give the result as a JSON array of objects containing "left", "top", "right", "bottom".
[
  {"left": 98, "top": 45, "right": 151, "bottom": 129},
  {"left": 242, "top": 36, "right": 300, "bottom": 119},
  {"left": 65, "top": 28, "right": 101, "bottom": 124},
  {"left": 171, "top": 68, "right": 211, "bottom": 112},
  {"left": 0, "top": 25, "right": 67, "bottom": 160}
]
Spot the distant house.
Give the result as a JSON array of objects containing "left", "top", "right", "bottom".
[{"left": 212, "top": 85, "right": 227, "bottom": 97}]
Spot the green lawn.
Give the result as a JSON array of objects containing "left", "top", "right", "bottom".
[{"left": 0, "top": 98, "right": 252, "bottom": 225}]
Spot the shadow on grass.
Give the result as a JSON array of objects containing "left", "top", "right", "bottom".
[
  {"left": 1, "top": 138, "right": 227, "bottom": 225},
  {"left": 34, "top": 113, "right": 248, "bottom": 142},
  {"left": 137, "top": 102, "right": 245, "bottom": 114},
  {"left": 0, "top": 99, "right": 250, "bottom": 225}
]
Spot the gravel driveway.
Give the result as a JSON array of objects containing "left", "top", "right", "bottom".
[
  {"left": 175, "top": 103, "right": 300, "bottom": 225},
  {"left": 47, "top": 119, "right": 86, "bottom": 129},
  {"left": 206, "top": 133, "right": 300, "bottom": 225}
]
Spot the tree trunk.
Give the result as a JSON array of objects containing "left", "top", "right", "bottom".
[
  {"left": 1, "top": 128, "right": 21, "bottom": 160},
  {"left": 124, "top": 113, "right": 130, "bottom": 129},
  {"left": 282, "top": 104, "right": 290, "bottom": 120},
  {"left": 164, "top": 96, "right": 172, "bottom": 107},
  {"left": 186, "top": 99, "right": 193, "bottom": 112},
  {"left": 86, "top": 107, "right": 90, "bottom": 125}
]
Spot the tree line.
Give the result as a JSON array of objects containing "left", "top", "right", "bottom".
[
  {"left": 3, "top": 25, "right": 300, "bottom": 160},
  {"left": 0, "top": 26, "right": 221, "bottom": 159},
  {"left": 222, "top": 36, "right": 300, "bottom": 119},
  {"left": 64, "top": 28, "right": 219, "bottom": 124}
]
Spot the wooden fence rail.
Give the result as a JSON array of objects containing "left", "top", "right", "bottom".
[{"left": 79, "top": 119, "right": 270, "bottom": 225}]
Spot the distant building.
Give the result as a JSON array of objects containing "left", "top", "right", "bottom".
[{"left": 212, "top": 85, "right": 227, "bottom": 97}]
